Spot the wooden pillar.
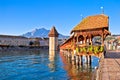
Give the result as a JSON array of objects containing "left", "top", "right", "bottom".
[
  {"left": 86, "top": 55, "right": 88, "bottom": 64},
  {"left": 87, "top": 55, "right": 92, "bottom": 65},
  {"left": 89, "top": 55, "right": 92, "bottom": 65},
  {"left": 84, "top": 37, "right": 86, "bottom": 44},
  {"left": 77, "top": 36, "right": 79, "bottom": 44},
  {"left": 71, "top": 52, "right": 75, "bottom": 61},
  {"left": 76, "top": 55, "right": 79, "bottom": 64},
  {"left": 79, "top": 55, "right": 83, "bottom": 67},
  {"left": 83, "top": 35, "right": 87, "bottom": 45},
  {"left": 72, "top": 36, "right": 76, "bottom": 60},
  {"left": 100, "top": 29, "right": 105, "bottom": 46},
  {"left": 85, "top": 56, "right": 88, "bottom": 64},
  {"left": 102, "top": 33, "right": 104, "bottom": 46},
  {"left": 83, "top": 35, "right": 87, "bottom": 65},
  {"left": 90, "top": 35, "right": 92, "bottom": 45},
  {"left": 73, "top": 36, "right": 75, "bottom": 46},
  {"left": 67, "top": 49, "right": 70, "bottom": 58}
]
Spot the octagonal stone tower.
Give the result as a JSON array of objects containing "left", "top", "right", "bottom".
[{"left": 48, "top": 26, "right": 59, "bottom": 51}]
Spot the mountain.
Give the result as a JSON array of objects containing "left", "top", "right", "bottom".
[{"left": 22, "top": 28, "right": 69, "bottom": 39}]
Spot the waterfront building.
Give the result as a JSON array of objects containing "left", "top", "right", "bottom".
[
  {"left": 29, "top": 38, "right": 40, "bottom": 47},
  {"left": 104, "top": 35, "right": 120, "bottom": 50},
  {"left": 39, "top": 37, "right": 49, "bottom": 47},
  {"left": 112, "top": 36, "right": 120, "bottom": 50},
  {"left": 0, "top": 34, "right": 65, "bottom": 48},
  {"left": 0, "top": 35, "right": 29, "bottom": 46}
]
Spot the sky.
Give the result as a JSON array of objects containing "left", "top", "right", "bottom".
[{"left": 0, "top": 0, "right": 120, "bottom": 36}]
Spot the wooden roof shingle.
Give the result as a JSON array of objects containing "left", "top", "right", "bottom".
[{"left": 71, "top": 14, "right": 109, "bottom": 33}]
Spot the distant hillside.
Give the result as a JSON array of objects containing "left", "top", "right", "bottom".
[
  {"left": 112, "top": 34, "right": 120, "bottom": 37},
  {"left": 22, "top": 28, "right": 69, "bottom": 39}
]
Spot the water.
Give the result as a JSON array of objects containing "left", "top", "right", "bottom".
[{"left": 0, "top": 49, "right": 99, "bottom": 80}]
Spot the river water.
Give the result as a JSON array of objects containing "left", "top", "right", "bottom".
[{"left": 0, "top": 49, "right": 99, "bottom": 80}]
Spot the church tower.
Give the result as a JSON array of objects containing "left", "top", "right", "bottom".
[{"left": 48, "top": 26, "right": 59, "bottom": 51}]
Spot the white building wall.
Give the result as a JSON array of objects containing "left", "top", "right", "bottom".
[
  {"left": 40, "top": 40, "right": 48, "bottom": 46},
  {"left": 0, "top": 36, "right": 30, "bottom": 46}
]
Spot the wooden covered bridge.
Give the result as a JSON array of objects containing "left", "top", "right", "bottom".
[{"left": 60, "top": 14, "right": 111, "bottom": 65}]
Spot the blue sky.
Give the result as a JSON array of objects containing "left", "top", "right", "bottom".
[{"left": 0, "top": 0, "right": 120, "bottom": 36}]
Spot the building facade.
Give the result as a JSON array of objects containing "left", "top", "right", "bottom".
[
  {"left": 0, "top": 35, "right": 29, "bottom": 46},
  {"left": 0, "top": 34, "right": 64, "bottom": 48}
]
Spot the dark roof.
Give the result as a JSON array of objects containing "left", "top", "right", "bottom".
[
  {"left": 71, "top": 14, "right": 109, "bottom": 33},
  {"left": 48, "top": 26, "right": 59, "bottom": 37}
]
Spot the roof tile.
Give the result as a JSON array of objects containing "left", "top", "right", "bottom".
[
  {"left": 48, "top": 26, "right": 59, "bottom": 37},
  {"left": 71, "top": 14, "right": 109, "bottom": 33}
]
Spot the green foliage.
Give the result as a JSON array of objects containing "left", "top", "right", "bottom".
[
  {"left": 83, "top": 47, "right": 87, "bottom": 52},
  {"left": 87, "top": 45, "right": 93, "bottom": 52},
  {"left": 76, "top": 47, "right": 79, "bottom": 53},
  {"left": 93, "top": 46, "right": 99, "bottom": 54},
  {"left": 80, "top": 47, "right": 83, "bottom": 52},
  {"left": 79, "top": 47, "right": 87, "bottom": 53},
  {"left": 76, "top": 45, "right": 104, "bottom": 54},
  {"left": 99, "top": 46, "right": 104, "bottom": 52}
]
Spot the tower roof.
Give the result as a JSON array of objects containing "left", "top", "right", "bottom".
[
  {"left": 48, "top": 26, "right": 59, "bottom": 37},
  {"left": 71, "top": 14, "right": 109, "bottom": 34}
]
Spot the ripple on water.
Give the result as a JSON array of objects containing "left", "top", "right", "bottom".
[{"left": 0, "top": 50, "right": 99, "bottom": 80}]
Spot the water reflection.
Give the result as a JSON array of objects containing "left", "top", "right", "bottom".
[
  {"left": 0, "top": 49, "right": 99, "bottom": 80},
  {"left": 49, "top": 50, "right": 56, "bottom": 62},
  {"left": 60, "top": 53, "right": 96, "bottom": 80},
  {"left": 48, "top": 50, "right": 56, "bottom": 72}
]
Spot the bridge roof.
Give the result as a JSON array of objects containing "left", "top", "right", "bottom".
[{"left": 71, "top": 14, "right": 109, "bottom": 34}]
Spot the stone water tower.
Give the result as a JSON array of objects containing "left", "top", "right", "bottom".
[{"left": 48, "top": 26, "right": 59, "bottom": 51}]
